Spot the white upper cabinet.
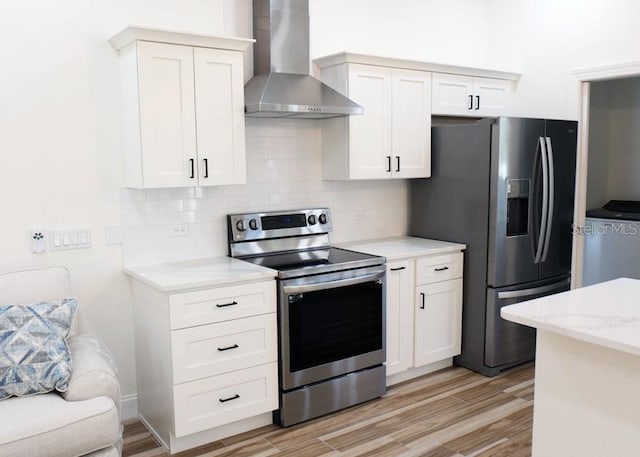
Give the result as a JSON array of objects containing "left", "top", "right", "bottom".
[
  {"left": 136, "top": 42, "right": 198, "bottom": 188},
  {"left": 347, "top": 64, "right": 393, "bottom": 179},
  {"left": 110, "top": 27, "right": 253, "bottom": 189},
  {"left": 315, "top": 53, "right": 519, "bottom": 181},
  {"left": 319, "top": 60, "right": 431, "bottom": 180},
  {"left": 392, "top": 69, "right": 432, "bottom": 178},
  {"left": 193, "top": 48, "right": 246, "bottom": 186},
  {"left": 432, "top": 73, "right": 512, "bottom": 117}
]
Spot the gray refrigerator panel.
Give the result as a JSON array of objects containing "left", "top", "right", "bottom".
[
  {"left": 488, "top": 117, "right": 546, "bottom": 288},
  {"left": 409, "top": 119, "right": 492, "bottom": 374},
  {"left": 539, "top": 120, "right": 578, "bottom": 280},
  {"left": 485, "top": 275, "right": 570, "bottom": 368}
]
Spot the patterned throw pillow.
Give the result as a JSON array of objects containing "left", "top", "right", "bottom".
[{"left": 0, "top": 298, "right": 78, "bottom": 399}]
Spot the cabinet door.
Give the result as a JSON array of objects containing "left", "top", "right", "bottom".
[
  {"left": 137, "top": 41, "right": 197, "bottom": 188},
  {"left": 385, "top": 260, "right": 414, "bottom": 376},
  {"left": 431, "top": 73, "right": 473, "bottom": 116},
  {"left": 392, "top": 69, "right": 431, "bottom": 178},
  {"left": 473, "top": 77, "right": 511, "bottom": 116},
  {"left": 348, "top": 64, "right": 393, "bottom": 179},
  {"left": 194, "top": 48, "right": 246, "bottom": 186},
  {"left": 414, "top": 278, "right": 463, "bottom": 367}
]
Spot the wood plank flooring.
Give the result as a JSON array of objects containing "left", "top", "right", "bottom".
[{"left": 122, "top": 363, "right": 534, "bottom": 457}]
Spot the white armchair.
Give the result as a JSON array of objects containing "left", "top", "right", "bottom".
[{"left": 0, "top": 266, "right": 122, "bottom": 457}]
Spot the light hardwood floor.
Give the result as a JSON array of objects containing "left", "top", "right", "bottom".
[{"left": 122, "top": 363, "right": 534, "bottom": 457}]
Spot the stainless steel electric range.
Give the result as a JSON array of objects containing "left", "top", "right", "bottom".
[{"left": 228, "top": 208, "right": 386, "bottom": 427}]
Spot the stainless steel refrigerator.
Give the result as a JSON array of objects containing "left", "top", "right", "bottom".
[{"left": 410, "top": 117, "right": 577, "bottom": 376}]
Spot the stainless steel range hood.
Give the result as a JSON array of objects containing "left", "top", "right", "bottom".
[{"left": 245, "top": 0, "right": 363, "bottom": 119}]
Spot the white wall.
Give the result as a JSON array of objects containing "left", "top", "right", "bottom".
[
  {"left": 0, "top": 0, "right": 226, "bottom": 399},
  {"left": 309, "top": 0, "right": 492, "bottom": 69},
  {"left": 485, "top": 0, "right": 640, "bottom": 120}
]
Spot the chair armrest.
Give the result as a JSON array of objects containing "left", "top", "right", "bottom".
[{"left": 61, "top": 334, "right": 121, "bottom": 415}]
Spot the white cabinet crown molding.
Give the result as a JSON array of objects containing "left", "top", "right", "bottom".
[
  {"left": 314, "top": 52, "right": 521, "bottom": 81},
  {"left": 109, "top": 25, "right": 255, "bottom": 52}
]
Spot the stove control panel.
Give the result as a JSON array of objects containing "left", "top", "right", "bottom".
[{"left": 228, "top": 208, "right": 332, "bottom": 242}]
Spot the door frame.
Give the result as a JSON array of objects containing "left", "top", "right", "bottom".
[{"left": 569, "top": 61, "right": 640, "bottom": 288}]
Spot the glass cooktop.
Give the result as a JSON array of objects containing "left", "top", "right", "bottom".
[{"left": 240, "top": 247, "right": 384, "bottom": 279}]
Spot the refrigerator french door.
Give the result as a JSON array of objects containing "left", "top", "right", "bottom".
[
  {"left": 409, "top": 116, "right": 577, "bottom": 376},
  {"left": 488, "top": 118, "right": 577, "bottom": 289}
]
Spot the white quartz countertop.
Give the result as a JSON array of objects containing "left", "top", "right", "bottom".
[
  {"left": 501, "top": 278, "right": 640, "bottom": 356},
  {"left": 125, "top": 257, "right": 277, "bottom": 292},
  {"left": 338, "top": 236, "right": 466, "bottom": 261}
]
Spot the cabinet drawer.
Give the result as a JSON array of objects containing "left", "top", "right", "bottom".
[
  {"left": 172, "top": 314, "right": 277, "bottom": 384},
  {"left": 169, "top": 280, "right": 276, "bottom": 329},
  {"left": 415, "top": 252, "right": 463, "bottom": 285},
  {"left": 173, "top": 362, "right": 278, "bottom": 437}
]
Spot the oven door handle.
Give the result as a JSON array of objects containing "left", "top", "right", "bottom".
[{"left": 282, "top": 271, "right": 385, "bottom": 294}]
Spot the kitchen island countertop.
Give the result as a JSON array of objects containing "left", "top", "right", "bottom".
[
  {"left": 501, "top": 278, "right": 640, "bottom": 457},
  {"left": 501, "top": 277, "right": 640, "bottom": 356}
]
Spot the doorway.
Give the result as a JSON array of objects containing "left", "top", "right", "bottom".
[{"left": 572, "top": 65, "right": 640, "bottom": 287}]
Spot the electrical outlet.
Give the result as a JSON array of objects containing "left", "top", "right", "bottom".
[
  {"left": 170, "top": 225, "right": 189, "bottom": 237},
  {"left": 353, "top": 211, "right": 366, "bottom": 221}
]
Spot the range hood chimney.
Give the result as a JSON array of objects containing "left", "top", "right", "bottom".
[{"left": 245, "top": 0, "right": 363, "bottom": 119}]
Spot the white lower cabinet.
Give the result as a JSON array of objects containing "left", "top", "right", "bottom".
[
  {"left": 384, "top": 251, "right": 464, "bottom": 383},
  {"left": 385, "top": 260, "right": 414, "bottom": 376},
  {"left": 130, "top": 278, "right": 278, "bottom": 453},
  {"left": 173, "top": 363, "right": 278, "bottom": 437},
  {"left": 414, "top": 278, "right": 463, "bottom": 367}
]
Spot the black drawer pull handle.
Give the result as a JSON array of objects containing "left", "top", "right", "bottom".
[
  {"left": 434, "top": 266, "right": 449, "bottom": 272},
  {"left": 386, "top": 156, "right": 392, "bottom": 172},
  {"left": 390, "top": 266, "right": 406, "bottom": 271},
  {"left": 468, "top": 94, "right": 473, "bottom": 110},
  {"left": 396, "top": 156, "right": 400, "bottom": 172},
  {"left": 217, "top": 344, "right": 239, "bottom": 352},
  {"left": 203, "top": 158, "right": 209, "bottom": 178},
  {"left": 216, "top": 301, "right": 238, "bottom": 308},
  {"left": 219, "top": 394, "right": 240, "bottom": 403},
  {"left": 189, "top": 158, "right": 195, "bottom": 179},
  {"left": 420, "top": 292, "right": 425, "bottom": 309},
  {"left": 475, "top": 95, "right": 480, "bottom": 110}
]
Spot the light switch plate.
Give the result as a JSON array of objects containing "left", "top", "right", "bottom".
[{"left": 49, "top": 228, "right": 91, "bottom": 251}]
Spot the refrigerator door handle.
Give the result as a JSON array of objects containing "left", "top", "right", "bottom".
[
  {"left": 534, "top": 137, "right": 549, "bottom": 264},
  {"left": 541, "top": 137, "right": 555, "bottom": 262},
  {"left": 497, "top": 277, "right": 570, "bottom": 299}
]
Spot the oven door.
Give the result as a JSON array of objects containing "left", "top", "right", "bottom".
[{"left": 279, "top": 265, "right": 386, "bottom": 391}]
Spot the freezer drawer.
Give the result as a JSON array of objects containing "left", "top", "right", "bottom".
[{"left": 484, "top": 276, "right": 570, "bottom": 368}]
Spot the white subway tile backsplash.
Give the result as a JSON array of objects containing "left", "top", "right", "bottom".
[{"left": 120, "top": 119, "right": 409, "bottom": 266}]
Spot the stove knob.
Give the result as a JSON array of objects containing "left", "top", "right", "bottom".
[
  {"left": 319, "top": 213, "right": 328, "bottom": 225},
  {"left": 235, "top": 219, "right": 246, "bottom": 232},
  {"left": 248, "top": 218, "right": 258, "bottom": 230},
  {"left": 307, "top": 214, "right": 317, "bottom": 225}
]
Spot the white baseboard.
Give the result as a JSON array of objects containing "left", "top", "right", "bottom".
[{"left": 121, "top": 393, "right": 139, "bottom": 422}]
